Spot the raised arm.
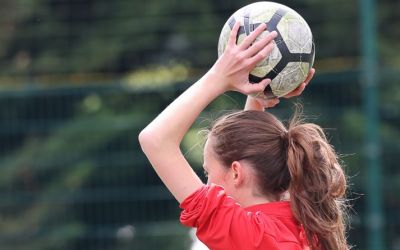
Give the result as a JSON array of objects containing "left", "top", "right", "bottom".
[{"left": 138, "top": 22, "right": 277, "bottom": 203}]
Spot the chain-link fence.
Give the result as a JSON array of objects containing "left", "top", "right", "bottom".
[{"left": 0, "top": 0, "right": 399, "bottom": 249}]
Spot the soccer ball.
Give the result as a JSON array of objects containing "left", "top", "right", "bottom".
[{"left": 218, "top": 1, "right": 315, "bottom": 98}]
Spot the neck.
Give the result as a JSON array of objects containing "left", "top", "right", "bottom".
[{"left": 236, "top": 188, "right": 280, "bottom": 207}]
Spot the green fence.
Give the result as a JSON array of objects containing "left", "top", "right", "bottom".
[
  {"left": 0, "top": 85, "right": 190, "bottom": 250},
  {"left": 0, "top": 72, "right": 398, "bottom": 249},
  {"left": 0, "top": 0, "right": 399, "bottom": 249}
]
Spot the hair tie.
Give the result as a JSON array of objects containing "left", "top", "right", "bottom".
[
  {"left": 280, "top": 130, "right": 289, "bottom": 141},
  {"left": 279, "top": 130, "right": 289, "bottom": 149}
]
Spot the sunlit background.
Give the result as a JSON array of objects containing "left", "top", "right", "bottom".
[{"left": 0, "top": 0, "right": 399, "bottom": 249}]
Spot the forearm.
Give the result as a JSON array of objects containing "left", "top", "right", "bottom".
[
  {"left": 138, "top": 71, "right": 226, "bottom": 202},
  {"left": 244, "top": 95, "right": 265, "bottom": 111},
  {"left": 140, "top": 71, "right": 225, "bottom": 147}
]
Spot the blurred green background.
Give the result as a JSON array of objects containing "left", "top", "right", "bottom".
[{"left": 0, "top": 0, "right": 399, "bottom": 249}]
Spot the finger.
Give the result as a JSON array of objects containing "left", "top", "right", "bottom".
[
  {"left": 267, "top": 98, "right": 280, "bottom": 108},
  {"left": 284, "top": 82, "right": 306, "bottom": 98},
  {"left": 304, "top": 68, "right": 315, "bottom": 86},
  {"left": 260, "top": 78, "right": 272, "bottom": 91},
  {"left": 248, "top": 40, "right": 276, "bottom": 67},
  {"left": 242, "top": 78, "right": 271, "bottom": 95},
  {"left": 283, "top": 68, "right": 315, "bottom": 98},
  {"left": 228, "top": 21, "right": 241, "bottom": 47},
  {"left": 239, "top": 23, "right": 267, "bottom": 49},
  {"left": 245, "top": 30, "right": 278, "bottom": 58}
]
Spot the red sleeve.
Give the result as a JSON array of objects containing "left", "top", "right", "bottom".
[{"left": 179, "top": 184, "right": 278, "bottom": 250}]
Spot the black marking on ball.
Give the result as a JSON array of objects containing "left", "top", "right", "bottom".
[{"left": 243, "top": 9, "right": 252, "bottom": 35}]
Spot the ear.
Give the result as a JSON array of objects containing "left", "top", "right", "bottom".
[{"left": 230, "top": 161, "right": 245, "bottom": 186}]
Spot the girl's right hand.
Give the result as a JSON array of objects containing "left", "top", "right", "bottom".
[{"left": 209, "top": 21, "right": 278, "bottom": 96}]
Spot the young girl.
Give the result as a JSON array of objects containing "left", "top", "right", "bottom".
[{"left": 139, "top": 22, "right": 348, "bottom": 250}]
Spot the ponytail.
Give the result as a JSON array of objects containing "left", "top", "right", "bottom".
[
  {"left": 209, "top": 109, "right": 349, "bottom": 249},
  {"left": 286, "top": 113, "right": 348, "bottom": 250}
]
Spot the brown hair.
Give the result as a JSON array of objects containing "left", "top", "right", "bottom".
[{"left": 209, "top": 109, "right": 348, "bottom": 250}]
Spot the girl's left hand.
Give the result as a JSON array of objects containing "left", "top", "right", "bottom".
[
  {"left": 283, "top": 67, "right": 315, "bottom": 98},
  {"left": 244, "top": 68, "right": 315, "bottom": 111},
  {"left": 209, "top": 21, "right": 278, "bottom": 95}
]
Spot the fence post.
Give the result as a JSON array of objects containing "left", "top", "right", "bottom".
[{"left": 360, "top": 0, "right": 384, "bottom": 249}]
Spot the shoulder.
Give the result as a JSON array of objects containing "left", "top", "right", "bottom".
[
  {"left": 180, "top": 184, "right": 237, "bottom": 226},
  {"left": 245, "top": 202, "right": 308, "bottom": 249},
  {"left": 180, "top": 185, "right": 301, "bottom": 249}
]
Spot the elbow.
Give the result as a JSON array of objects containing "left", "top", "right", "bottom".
[
  {"left": 138, "top": 128, "right": 167, "bottom": 154},
  {"left": 138, "top": 129, "right": 157, "bottom": 152},
  {"left": 138, "top": 129, "right": 149, "bottom": 145},
  {"left": 138, "top": 128, "right": 179, "bottom": 154}
]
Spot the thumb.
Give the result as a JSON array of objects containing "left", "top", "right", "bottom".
[{"left": 244, "top": 79, "right": 271, "bottom": 95}]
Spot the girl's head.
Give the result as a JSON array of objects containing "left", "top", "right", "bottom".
[{"left": 205, "top": 109, "right": 348, "bottom": 250}]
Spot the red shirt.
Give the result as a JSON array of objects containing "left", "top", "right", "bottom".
[{"left": 180, "top": 184, "right": 309, "bottom": 250}]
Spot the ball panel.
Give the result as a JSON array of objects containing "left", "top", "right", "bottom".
[
  {"left": 270, "top": 62, "right": 309, "bottom": 97},
  {"left": 245, "top": 2, "right": 300, "bottom": 18},
  {"left": 277, "top": 15, "right": 312, "bottom": 54},
  {"left": 251, "top": 42, "right": 281, "bottom": 77},
  {"left": 244, "top": 4, "right": 276, "bottom": 25},
  {"left": 236, "top": 33, "right": 248, "bottom": 47},
  {"left": 217, "top": 23, "right": 231, "bottom": 57},
  {"left": 308, "top": 42, "right": 316, "bottom": 68},
  {"left": 299, "top": 60, "right": 310, "bottom": 77}
]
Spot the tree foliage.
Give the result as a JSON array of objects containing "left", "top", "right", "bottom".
[{"left": 0, "top": 0, "right": 399, "bottom": 249}]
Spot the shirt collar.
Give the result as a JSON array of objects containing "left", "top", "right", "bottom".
[{"left": 244, "top": 201, "right": 295, "bottom": 218}]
